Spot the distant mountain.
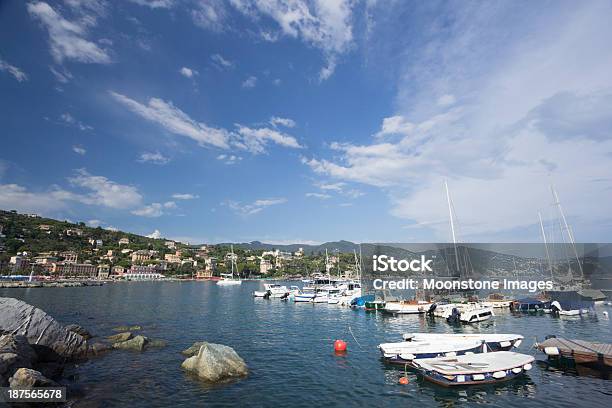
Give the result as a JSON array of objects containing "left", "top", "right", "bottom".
[{"left": 215, "top": 240, "right": 359, "bottom": 254}]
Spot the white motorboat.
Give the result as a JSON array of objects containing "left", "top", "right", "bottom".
[
  {"left": 444, "top": 304, "right": 494, "bottom": 324},
  {"left": 550, "top": 300, "right": 588, "bottom": 316},
  {"left": 253, "top": 283, "right": 289, "bottom": 298},
  {"left": 383, "top": 300, "right": 432, "bottom": 315},
  {"left": 379, "top": 338, "right": 484, "bottom": 365},
  {"left": 413, "top": 351, "right": 534, "bottom": 386},
  {"left": 402, "top": 333, "right": 523, "bottom": 351}
]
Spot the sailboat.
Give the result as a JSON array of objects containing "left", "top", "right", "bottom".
[{"left": 217, "top": 245, "right": 242, "bottom": 286}]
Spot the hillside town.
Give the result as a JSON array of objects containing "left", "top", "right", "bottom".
[{"left": 0, "top": 210, "right": 352, "bottom": 282}]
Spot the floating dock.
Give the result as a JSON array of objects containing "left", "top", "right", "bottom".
[{"left": 537, "top": 337, "right": 612, "bottom": 368}]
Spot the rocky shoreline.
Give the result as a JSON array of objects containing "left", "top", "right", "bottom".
[
  {"left": 0, "top": 297, "right": 248, "bottom": 405},
  {"left": 0, "top": 281, "right": 104, "bottom": 289}
]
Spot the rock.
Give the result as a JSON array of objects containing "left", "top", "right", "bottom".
[
  {"left": 65, "top": 324, "right": 93, "bottom": 339},
  {"left": 0, "top": 298, "right": 88, "bottom": 360},
  {"left": 181, "top": 342, "right": 206, "bottom": 357},
  {"left": 90, "top": 342, "right": 112, "bottom": 355},
  {"left": 147, "top": 339, "right": 168, "bottom": 349},
  {"left": 107, "top": 332, "right": 132, "bottom": 343},
  {"left": 181, "top": 342, "right": 248, "bottom": 383},
  {"left": 112, "top": 325, "right": 141, "bottom": 332},
  {"left": 0, "top": 334, "right": 37, "bottom": 385},
  {"left": 9, "top": 368, "right": 58, "bottom": 388},
  {"left": 113, "top": 335, "right": 148, "bottom": 352}
]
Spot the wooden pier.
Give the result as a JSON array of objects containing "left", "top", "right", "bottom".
[{"left": 537, "top": 337, "right": 612, "bottom": 368}]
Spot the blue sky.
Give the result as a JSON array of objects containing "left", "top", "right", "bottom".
[{"left": 1, "top": 0, "right": 612, "bottom": 244}]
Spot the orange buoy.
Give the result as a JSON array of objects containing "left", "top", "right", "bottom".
[
  {"left": 334, "top": 339, "right": 347, "bottom": 352},
  {"left": 399, "top": 376, "right": 409, "bottom": 385}
]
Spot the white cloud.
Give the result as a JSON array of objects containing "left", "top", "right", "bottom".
[
  {"left": 374, "top": 115, "right": 415, "bottom": 138},
  {"left": 226, "top": 197, "right": 287, "bottom": 215},
  {"left": 0, "top": 184, "right": 71, "bottom": 214},
  {"left": 132, "top": 203, "right": 164, "bottom": 217},
  {"left": 172, "top": 193, "right": 199, "bottom": 200},
  {"left": 49, "top": 66, "right": 72, "bottom": 83},
  {"left": 129, "top": 0, "right": 175, "bottom": 8},
  {"left": 179, "top": 67, "right": 198, "bottom": 78},
  {"left": 191, "top": 0, "right": 227, "bottom": 32},
  {"left": 68, "top": 169, "right": 142, "bottom": 209},
  {"left": 270, "top": 116, "right": 296, "bottom": 128},
  {"left": 216, "top": 154, "right": 242, "bottom": 165},
  {"left": 306, "top": 192, "right": 331, "bottom": 199},
  {"left": 0, "top": 57, "right": 28, "bottom": 82},
  {"left": 60, "top": 112, "right": 92, "bottom": 131},
  {"left": 229, "top": 0, "right": 355, "bottom": 80},
  {"left": 109, "top": 91, "right": 230, "bottom": 149},
  {"left": 132, "top": 200, "right": 176, "bottom": 217},
  {"left": 235, "top": 125, "right": 302, "bottom": 154},
  {"left": 105, "top": 225, "right": 118, "bottom": 232},
  {"left": 211, "top": 53, "right": 234, "bottom": 69},
  {"left": 87, "top": 219, "right": 101, "bottom": 227},
  {"left": 138, "top": 151, "right": 170, "bottom": 165},
  {"left": 242, "top": 75, "right": 257, "bottom": 88},
  {"left": 146, "top": 229, "right": 162, "bottom": 239},
  {"left": 72, "top": 145, "right": 86, "bottom": 155},
  {"left": 437, "top": 94, "right": 456, "bottom": 107},
  {"left": 27, "top": 1, "right": 111, "bottom": 64}
]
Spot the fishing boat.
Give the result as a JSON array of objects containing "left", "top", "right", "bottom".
[
  {"left": 413, "top": 351, "right": 534, "bottom": 386},
  {"left": 379, "top": 338, "right": 484, "bottom": 365},
  {"left": 402, "top": 333, "right": 524, "bottom": 351},
  {"left": 382, "top": 300, "right": 432, "bottom": 315},
  {"left": 217, "top": 245, "right": 242, "bottom": 286}
]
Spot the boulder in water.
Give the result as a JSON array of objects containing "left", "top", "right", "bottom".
[
  {"left": 65, "top": 324, "right": 93, "bottom": 339},
  {"left": 107, "top": 332, "right": 132, "bottom": 343},
  {"left": 9, "top": 368, "right": 58, "bottom": 388},
  {"left": 113, "top": 335, "right": 148, "bottom": 351},
  {"left": 0, "top": 298, "right": 88, "bottom": 360},
  {"left": 181, "top": 342, "right": 205, "bottom": 357},
  {"left": 181, "top": 342, "right": 248, "bottom": 383}
]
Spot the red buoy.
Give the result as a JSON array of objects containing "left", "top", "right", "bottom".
[
  {"left": 399, "top": 376, "right": 409, "bottom": 385},
  {"left": 334, "top": 339, "right": 347, "bottom": 352}
]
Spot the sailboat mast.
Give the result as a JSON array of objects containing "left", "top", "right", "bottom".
[
  {"left": 230, "top": 244, "right": 235, "bottom": 277},
  {"left": 538, "top": 211, "right": 554, "bottom": 279},
  {"left": 445, "top": 179, "right": 460, "bottom": 275},
  {"left": 551, "top": 185, "right": 583, "bottom": 279}
]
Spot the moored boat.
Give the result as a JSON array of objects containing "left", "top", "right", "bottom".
[
  {"left": 379, "top": 338, "right": 484, "bottom": 365},
  {"left": 413, "top": 351, "right": 534, "bottom": 386},
  {"left": 402, "top": 333, "right": 523, "bottom": 351},
  {"left": 383, "top": 300, "right": 432, "bottom": 315}
]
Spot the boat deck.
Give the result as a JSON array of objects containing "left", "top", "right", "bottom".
[{"left": 538, "top": 337, "right": 612, "bottom": 367}]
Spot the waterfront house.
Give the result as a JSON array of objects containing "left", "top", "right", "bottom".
[
  {"left": 97, "top": 264, "right": 110, "bottom": 280},
  {"left": 260, "top": 258, "right": 273, "bottom": 274},
  {"left": 125, "top": 265, "right": 165, "bottom": 280},
  {"left": 164, "top": 252, "right": 181, "bottom": 263}
]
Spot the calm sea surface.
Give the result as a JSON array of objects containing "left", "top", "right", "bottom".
[{"left": 1, "top": 281, "right": 611, "bottom": 407}]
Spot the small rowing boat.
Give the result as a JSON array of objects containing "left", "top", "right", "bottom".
[{"left": 413, "top": 351, "right": 534, "bottom": 386}]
